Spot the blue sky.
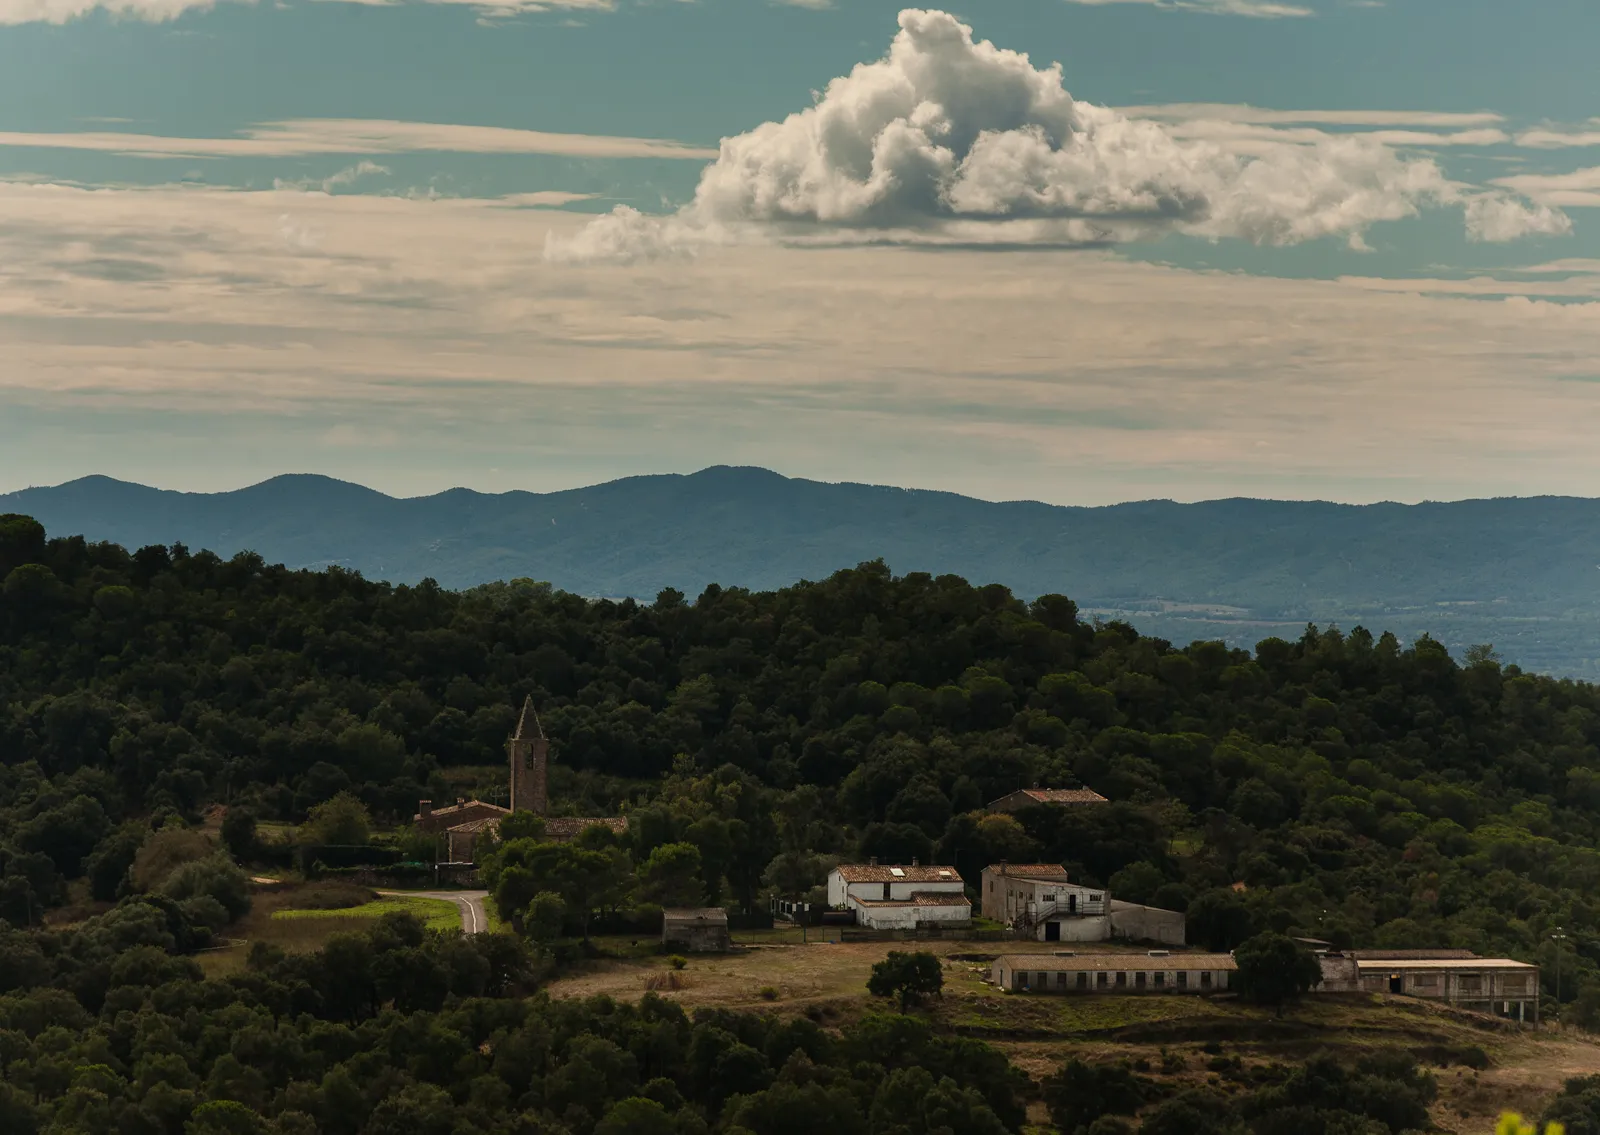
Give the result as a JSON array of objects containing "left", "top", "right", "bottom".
[{"left": 0, "top": 0, "right": 1597, "bottom": 504}]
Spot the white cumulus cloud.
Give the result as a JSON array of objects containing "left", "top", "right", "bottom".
[
  {"left": 548, "top": 9, "right": 1567, "bottom": 265},
  {"left": 1464, "top": 195, "right": 1575, "bottom": 243}
]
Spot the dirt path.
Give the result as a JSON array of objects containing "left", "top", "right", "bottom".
[{"left": 379, "top": 890, "right": 489, "bottom": 934}]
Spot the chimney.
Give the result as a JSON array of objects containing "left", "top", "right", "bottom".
[
  {"left": 418, "top": 799, "right": 432, "bottom": 818},
  {"left": 869, "top": 857, "right": 877, "bottom": 867},
  {"left": 456, "top": 797, "right": 465, "bottom": 806},
  {"left": 912, "top": 857, "right": 920, "bottom": 867}
]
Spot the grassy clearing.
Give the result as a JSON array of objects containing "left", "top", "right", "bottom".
[
  {"left": 543, "top": 936, "right": 1600, "bottom": 1130},
  {"left": 272, "top": 894, "right": 461, "bottom": 933}
]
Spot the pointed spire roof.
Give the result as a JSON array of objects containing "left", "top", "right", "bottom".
[{"left": 512, "top": 695, "right": 546, "bottom": 741}]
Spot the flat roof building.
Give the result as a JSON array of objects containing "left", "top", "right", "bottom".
[{"left": 1318, "top": 950, "right": 1538, "bottom": 1022}]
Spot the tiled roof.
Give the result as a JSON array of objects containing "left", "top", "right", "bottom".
[
  {"left": 544, "top": 816, "right": 629, "bottom": 839},
  {"left": 986, "top": 864, "right": 1072, "bottom": 881},
  {"left": 998, "top": 953, "right": 1236, "bottom": 972},
  {"left": 663, "top": 908, "right": 729, "bottom": 922},
  {"left": 853, "top": 892, "right": 972, "bottom": 908},
  {"left": 1354, "top": 958, "right": 1534, "bottom": 972},
  {"left": 833, "top": 864, "right": 964, "bottom": 884},
  {"left": 446, "top": 817, "right": 503, "bottom": 833},
  {"left": 416, "top": 800, "right": 510, "bottom": 824},
  {"left": 1018, "top": 788, "right": 1109, "bottom": 805}
]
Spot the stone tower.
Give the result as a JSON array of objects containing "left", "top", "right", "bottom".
[{"left": 507, "top": 696, "right": 548, "bottom": 815}]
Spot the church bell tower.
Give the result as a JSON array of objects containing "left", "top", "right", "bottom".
[{"left": 507, "top": 696, "right": 548, "bottom": 815}]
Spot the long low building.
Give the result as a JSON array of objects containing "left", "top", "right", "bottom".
[
  {"left": 992, "top": 952, "right": 1236, "bottom": 994},
  {"left": 1318, "top": 951, "right": 1539, "bottom": 1022}
]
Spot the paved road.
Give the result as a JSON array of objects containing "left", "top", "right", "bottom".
[{"left": 380, "top": 890, "right": 490, "bottom": 934}]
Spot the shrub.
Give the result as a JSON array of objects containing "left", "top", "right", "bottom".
[{"left": 160, "top": 854, "right": 251, "bottom": 922}]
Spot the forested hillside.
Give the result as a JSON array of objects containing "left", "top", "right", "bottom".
[
  {"left": 3, "top": 510, "right": 1600, "bottom": 1005},
  {"left": 8, "top": 467, "right": 1600, "bottom": 678}
]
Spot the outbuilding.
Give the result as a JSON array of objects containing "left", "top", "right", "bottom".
[{"left": 662, "top": 908, "right": 731, "bottom": 953}]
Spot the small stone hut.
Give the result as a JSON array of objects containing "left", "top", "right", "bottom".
[{"left": 662, "top": 908, "right": 731, "bottom": 953}]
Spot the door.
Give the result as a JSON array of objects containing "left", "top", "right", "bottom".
[
  {"left": 1045, "top": 920, "right": 1061, "bottom": 942},
  {"left": 1069, "top": 894, "right": 1078, "bottom": 913},
  {"left": 1389, "top": 975, "right": 1403, "bottom": 994}
]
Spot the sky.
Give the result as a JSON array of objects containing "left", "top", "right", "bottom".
[{"left": 1, "top": 0, "right": 1597, "bottom": 506}]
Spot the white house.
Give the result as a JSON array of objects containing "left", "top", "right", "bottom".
[
  {"left": 980, "top": 864, "right": 1110, "bottom": 941},
  {"left": 827, "top": 862, "right": 971, "bottom": 930}
]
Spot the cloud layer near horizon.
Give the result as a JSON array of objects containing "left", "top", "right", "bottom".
[
  {"left": 0, "top": 0, "right": 610, "bottom": 25},
  {"left": 547, "top": 9, "right": 1570, "bottom": 264},
  {"left": 1, "top": 179, "right": 1597, "bottom": 504}
]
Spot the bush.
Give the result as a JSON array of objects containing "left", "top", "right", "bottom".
[
  {"left": 668, "top": 954, "right": 688, "bottom": 971},
  {"left": 130, "top": 829, "right": 214, "bottom": 892},
  {"left": 160, "top": 854, "right": 251, "bottom": 923},
  {"left": 301, "top": 793, "right": 371, "bottom": 847},
  {"left": 759, "top": 986, "right": 779, "bottom": 1001}
]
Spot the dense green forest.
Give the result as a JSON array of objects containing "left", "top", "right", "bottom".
[
  {"left": 4, "top": 512, "right": 1600, "bottom": 1001},
  {"left": 0, "top": 901, "right": 1465, "bottom": 1135}
]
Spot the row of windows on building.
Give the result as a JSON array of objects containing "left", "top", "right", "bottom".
[{"left": 1016, "top": 969, "right": 1229, "bottom": 991}]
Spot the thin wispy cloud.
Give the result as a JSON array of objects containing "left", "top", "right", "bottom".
[
  {"left": 0, "top": 0, "right": 613, "bottom": 23},
  {"left": 1493, "top": 168, "right": 1600, "bottom": 210},
  {"left": 1063, "top": 0, "right": 1313, "bottom": 18},
  {"left": 1516, "top": 122, "right": 1600, "bottom": 150},
  {"left": 0, "top": 119, "right": 717, "bottom": 160},
  {"left": 1122, "top": 105, "right": 1506, "bottom": 128}
]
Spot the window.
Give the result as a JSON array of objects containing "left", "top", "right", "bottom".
[
  {"left": 1154, "top": 972, "right": 1166, "bottom": 987},
  {"left": 1115, "top": 972, "right": 1127, "bottom": 987},
  {"left": 1459, "top": 974, "right": 1483, "bottom": 994},
  {"left": 1176, "top": 971, "right": 1188, "bottom": 989},
  {"left": 1043, "top": 893, "right": 1056, "bottom": 903},
  {"left": 1077, "top": 972, "right": 1089, "bottom": 990},
  {"left": 1090, "top": 894, "right": 1102, "bottom": 902},
  {"left": 1135, "top": 972, "right": 1147, "bottom": 989},
  {"left": 1055, "top": 971, "right": 1067, "bottom": 989},
  {"left": 1201, "top": 972, "right": 1213, "bottom": 989},
  {"left": 1096, "top": 972, "right": 1109, "bottom": 988}
]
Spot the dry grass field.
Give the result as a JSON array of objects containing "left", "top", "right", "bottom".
[{"left": 546, "top": 934, "right": 1600, "bottom": 1132}]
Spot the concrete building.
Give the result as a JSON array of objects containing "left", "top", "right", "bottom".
[
  {"left": 987, "top": 787, "right": 1109, "bottom": 813},
  {"left": 1108, "top": 900, "right": 1186, "bottom": 947},
  {"left": 662, "top": 908, "right": 731, "bottom": 953},
  {"left": 980, "top": 864, "right": 1186, "bottom": 945},
  {"left": 993, "top": 951, "right": 1236, "bottom": 994},
  {"left": 428, "top": 698, "right": 628, "bottom": 864},
  {"left": 827, "top": 863, "right": 971, "bottom": 931},
  {"left": 1317, "top": 950, "right": 1539, "bottom": 1021},
  {"left": 982, "top": 864, "right": 1109, "bottom": 941}
]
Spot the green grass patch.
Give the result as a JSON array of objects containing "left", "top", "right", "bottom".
[{"left": 272, "top": 895, "right": 462, "bottom": 933}]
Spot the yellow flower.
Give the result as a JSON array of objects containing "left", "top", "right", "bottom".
[{"left": 1497, "top": 1112, "right": 1565, "bottom": 1135}]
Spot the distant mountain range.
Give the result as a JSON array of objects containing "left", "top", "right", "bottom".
[{"left": 5, "top": 466, "right": 1600, "bottom": 679}]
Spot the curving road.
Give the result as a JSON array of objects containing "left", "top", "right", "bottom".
[{"left": 380, "top": 889, "right": 490, "bottom": 934}]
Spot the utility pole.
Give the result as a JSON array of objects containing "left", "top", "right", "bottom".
[{"left": 1553, "top": 926, "right": 1568, "bottom": 1029}]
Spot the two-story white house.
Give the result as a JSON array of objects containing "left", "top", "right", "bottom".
[
  {"left": 980, "top": 863, "right": 1111, "bottom": 941},
  {"left": 827, "top": 862, "right": 971, "bottom": 930}
]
